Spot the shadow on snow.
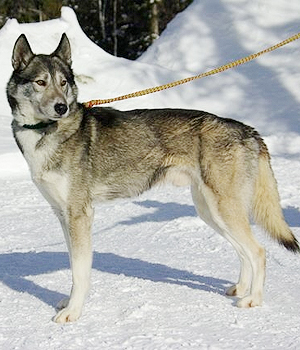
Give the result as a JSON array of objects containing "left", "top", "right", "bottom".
[
  {"left": 282, "top": 206, "right": 300, "bottom": 228},
  {"left": 118, "top": 200, "right": 197, "bottom": 225},
  {"left": 0, "top": 251, "right": 230, "bottom": 309}
]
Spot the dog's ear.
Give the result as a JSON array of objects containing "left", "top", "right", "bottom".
[
  {"left": 53, "top": 33, "right": 72, "bottom": 65},
  {"left": 12, "top": 34, "right": 34, "bottom": 71}
]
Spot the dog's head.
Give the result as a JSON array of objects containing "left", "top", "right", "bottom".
[{"left": 7, "top": 34, "right": 78, "bottom": 126}]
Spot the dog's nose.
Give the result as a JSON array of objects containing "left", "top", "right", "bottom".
[{"left": 55, "top": 103, "right": 68, "bottom": 116}]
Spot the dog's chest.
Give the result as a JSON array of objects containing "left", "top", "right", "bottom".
[
  {"left": 16, "top": 129, "right": 69, "bottom": 208},
  {"left": 16, "top": 129, "right": 55, "bottom": 174},
  {"left": 34, "top": 170, "right": 69, "bottom": 210}
]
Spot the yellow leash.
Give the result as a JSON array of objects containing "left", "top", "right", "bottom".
[{"left": 83, "top": 31, "right": 300, "bottom": 108}]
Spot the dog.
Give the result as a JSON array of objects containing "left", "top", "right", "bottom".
[{"left": 7, "top": 33, "right": 299, "bottom": 323}]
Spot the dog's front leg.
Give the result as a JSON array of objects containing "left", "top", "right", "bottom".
[{"left": 54, "top": 204, "right": 94, "bottom": 323}]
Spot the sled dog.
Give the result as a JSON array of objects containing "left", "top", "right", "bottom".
[{"left": 7, "top": 34, "right": 299, "bottom": 323}]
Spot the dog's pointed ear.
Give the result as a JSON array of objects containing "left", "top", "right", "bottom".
[
  {"left": 53, "top": 33, "right": 72, "bottom": 65},
  {"left": 12, "top": 34, "right": 34, "bottom": 71}
]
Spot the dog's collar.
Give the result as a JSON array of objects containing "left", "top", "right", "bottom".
[{"left": 22, "top": 120, "right": 57, "bottom": 130}]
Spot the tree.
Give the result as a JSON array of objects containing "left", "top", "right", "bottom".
[
  {"left": 112, "top": 0, "right": 117, "bottom": 55},
  {"left": 0, "top": 0, "right": 61, "bottom": 25},
  {"left": 0, "top": 0, "right": 193, "bottom": 59},
  {"left": 98, "top": 0, "right": 107, "bottom": 40},
  {"left": 150, "top": 0, "right": 160, "bottom": 43}
]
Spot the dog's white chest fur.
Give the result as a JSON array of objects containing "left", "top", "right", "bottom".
[
  {"left": 16, "top": 128, "right": 69, "bottom": 209},
  {"left": 16, "top": 129, "right": 49, "bottom": 173}
]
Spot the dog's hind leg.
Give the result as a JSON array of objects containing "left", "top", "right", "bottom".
[
  {"left": 217, "top": 197, "right": 266, "bottom": 307},
  {"left": 191, "top": 182, "right": 266, "bottom": 307},
  {"left": 53, "top": 203, "right": 94, "bottom": 323}
]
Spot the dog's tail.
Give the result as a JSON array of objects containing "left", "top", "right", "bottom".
[{"left": 252, "top": 147, "right": 300, "bottom": 253}]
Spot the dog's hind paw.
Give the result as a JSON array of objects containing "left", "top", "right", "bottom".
[
  {"left": 56, "top": 297, "right": 69, "bottom": 311},
  {"left": 237, "top": 295, "right": 262, "bottom": 308},
  {"left": 226, "top": 284, "right": 248, "bottom": 297},
  {"left": 53, "top": 305, "right": 82, "bottom": 323},
  {"left": 53, "top": 298, "right": 82, "bottom": 323}
]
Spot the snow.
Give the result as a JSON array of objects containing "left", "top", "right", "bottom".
[{"left": 0, "top": 1, "right": 300, "bottom": 349}]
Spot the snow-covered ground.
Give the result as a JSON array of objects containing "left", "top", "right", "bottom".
[{"left": 1, "top": 1, "right": 300, "bottom": 349}]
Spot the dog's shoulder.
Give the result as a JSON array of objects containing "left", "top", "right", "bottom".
[{"left": 82, "top": 106, "right": 127, "bottom": 128}]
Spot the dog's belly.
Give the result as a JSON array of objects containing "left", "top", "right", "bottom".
[{"left": 91, "top": 166, "right": 192, "bottom": 202}]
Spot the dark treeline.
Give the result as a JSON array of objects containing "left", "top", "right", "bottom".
[{"left": 0, "top": 0, "right": 193, "bottom": 59}]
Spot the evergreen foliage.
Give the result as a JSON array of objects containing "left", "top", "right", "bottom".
[{"left": 0, "top": 0, "right": 193, "bottom": 59}]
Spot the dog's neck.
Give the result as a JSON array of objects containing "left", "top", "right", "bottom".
[{"left": 22, "top": 120, "right": 57, "bottom": 130}]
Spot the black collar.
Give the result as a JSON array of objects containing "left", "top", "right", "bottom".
[{"left": 22, "top": 120, "right": 57, "bottom": 130}]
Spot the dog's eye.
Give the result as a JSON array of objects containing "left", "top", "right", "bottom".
[
  {"left": 61, "top": 80, "right": 67, "bottom": 87},
  {"left": 35, "top": 80, "right": 46, "bottom": 87}
]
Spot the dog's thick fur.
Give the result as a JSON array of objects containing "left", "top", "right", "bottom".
[{"left": 7, "top": 34, "right": 299, "bottom": 323}]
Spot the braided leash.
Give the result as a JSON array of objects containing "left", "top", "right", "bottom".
[{"left": 83, "top": 31, "right": 300, "bottom": 108}]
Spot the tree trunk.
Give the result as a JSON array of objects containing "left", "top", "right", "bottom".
[
  {"left": 98, "top": 0, "right": 107, "bottom": 41},
  {"left": 150, "top": 0, "right": 160, "bottom": 43},
  {"left": 113, "top": 0, "right": 117, "bottom": 56}
]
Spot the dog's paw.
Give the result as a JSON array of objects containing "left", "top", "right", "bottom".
[
  {"left": 56, "top": 297, "right": 69, "bottom": 311},
  {"left": 226, "top": 284, "right": 247, "bottom": 297},
  {"left": 53, "top": 298, "right": 82, "bottom": 323},
  {"left": 236, "top": 295, "right": 262, "bottom": 308},
  {"left": 53, "top": 305, "right": 82, "bottom": 323}
]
